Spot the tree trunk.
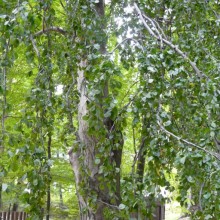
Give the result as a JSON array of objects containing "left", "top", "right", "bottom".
[
  {"left": 133, "top": 119, "right": 165, "bottom": 219},
  {"left": 0, "top": 184, "right": 2, "bottom": 209},
  {"left": 69, "top": 59, "right": 107, "bottom": 219},
  {"left": 46, "top": 135, "right": 52, "bottom": 220},
  {"left": 131, "top": 136, "right": 147, "bottom": 220},
  {"left": 59, "top": 184, "right": 64, "bottom": 208},
  {"left": 68, "top": 2, "right": 123, "bottom": 219}
]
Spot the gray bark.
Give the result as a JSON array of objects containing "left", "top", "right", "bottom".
[
  {"left": 69, "top": 61, "right": 104, "bottom": 220},
  {"left": 68, "top": 1, "right": 123, "bottom": 219}
]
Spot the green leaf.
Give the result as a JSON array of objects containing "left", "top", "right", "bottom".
[
  {"left": 8, "top": 151, "right": 14, "bottom": 157},
  {"left": 180, "top": 156, "right": 186, "bottom": 164},
  {"left": 210, "top": 131, "right": 215, "bottom": 138},
  {"left": 211, "top": 122, "right": 216, "bottom": 128},
  {"left": 95, "top": 158, "right": 101, "bottom": 165},
  {"left": 164, "top": 120, "right": 171, "bottom": 126},
  {"left": 147, "top": 66, "right": 157, "bottom": 73},
  {"left": 187, "top": 176, "right": 194, "bottom": 183},
  {"left": 47, "top": 159, "right": 53, "bottom": 167},
  {"left": 2, "top": 183, "right": 8, "bottom": 192},
  {"left": 104, "top": 111, "right": 111, "bottom": 118},
  {"left": 119, "top": 203, "right": 126, "bottom": 210},
  {"left": 205, "top": 214, "right": 213, "bottom": 219},
  {"left": 81, "top": 5, "right": 87, "bottom": 10},
  {"left": 203, "top": 193, "right": 211, "bottom": 199},
  {"left": 94, "top": 44, "right": 100, "bottom": 50},
  {"left": 33, "top": 179, "right": 38, "bottom": 186}
]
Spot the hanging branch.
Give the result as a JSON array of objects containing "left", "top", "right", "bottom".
[
  {"left": 134, "top": 3, "right": 209, "bottom": 79},
  {"left": 157, "top": 120, "right": 220, "bottom": 161}
]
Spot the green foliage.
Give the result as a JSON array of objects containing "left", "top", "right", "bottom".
[{"left": 0, "top": 0, "right": 220, "bottom": 219}]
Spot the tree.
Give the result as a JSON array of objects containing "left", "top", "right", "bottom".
[{"left": 0, "top": 0, "right": 220, "bottom": 219}]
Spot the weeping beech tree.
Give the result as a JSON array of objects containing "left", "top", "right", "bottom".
[{"left": 1, "top": 0, "right": 220, "bottom": 219}]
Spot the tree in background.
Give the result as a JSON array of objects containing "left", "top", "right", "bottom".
[{"left": 0, "top": 0, "right": 220, "bottom": 219}]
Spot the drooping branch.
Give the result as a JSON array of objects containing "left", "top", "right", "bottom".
[
  {"left": 157, "top": 120, "right": 220, "bottom": 161},
  {"left": 34, "top": 26, "right": 67, "bottom": 37},
  {"left": 30, "top": 26, "right": 67, "bottom": 58},
  {"left": 134, "top": 3, "right": 208, "bottom": 79}
]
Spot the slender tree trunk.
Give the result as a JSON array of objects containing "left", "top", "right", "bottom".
[
  {"left": 0, "top": 44, "right": 8, "bottom": 210},
  {"left": 12, "top": 203, "right": 18, "bottom": 211},
  {"left": 136, "top": 143, "right": 147, "bottom": 220},
  {"left": 0, "top": 184, "right": 2, "bottom": 209},
  {"left": 134, "top": 142, "right": 164, "bottom": 220},
  {"left": 46, "top": 134, "right": 52, "bottom": 220},
  {"left": 59, "top": 184, "right": 64, "bottom": 208},
  {"left": 133, "top": 119, "right": 165, "bottom": 220},
  {"left": 131, "top": 136, "right": 147, "bottom": 220},
  {"left": 56, "top": 153, "right": 64, "bottom": 209}
]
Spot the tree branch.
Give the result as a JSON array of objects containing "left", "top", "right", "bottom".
[
  {"left": 157, "top": 120, "right": 220, "bottom": 161},
  {"left": 34, "top": 26, "right": 67, "bottom": 37},
  {"left": 134, "top": 3, "right": 208, "bottom": 79}
]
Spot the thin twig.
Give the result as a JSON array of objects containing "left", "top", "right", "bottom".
[
  {"left": 119, "top": 79, "right": 139, "bottom": 107},
  {"left": 150, "top": 17, "right": 167, "bottom": 40},
  {"left": 134, "top": 4, "right": 157, "bottom": 38},
  {"left": 142, "top": 14, "right": 163, "bottom": 49},
  {"left": 109, "top": 37, "right": 144, "bottom": 54},
  {"left": 97, "top": 199, "right": 119, "bottom": 210},
  {"left": 59, "top": 0, "right": 65, "bottom": 9}
]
